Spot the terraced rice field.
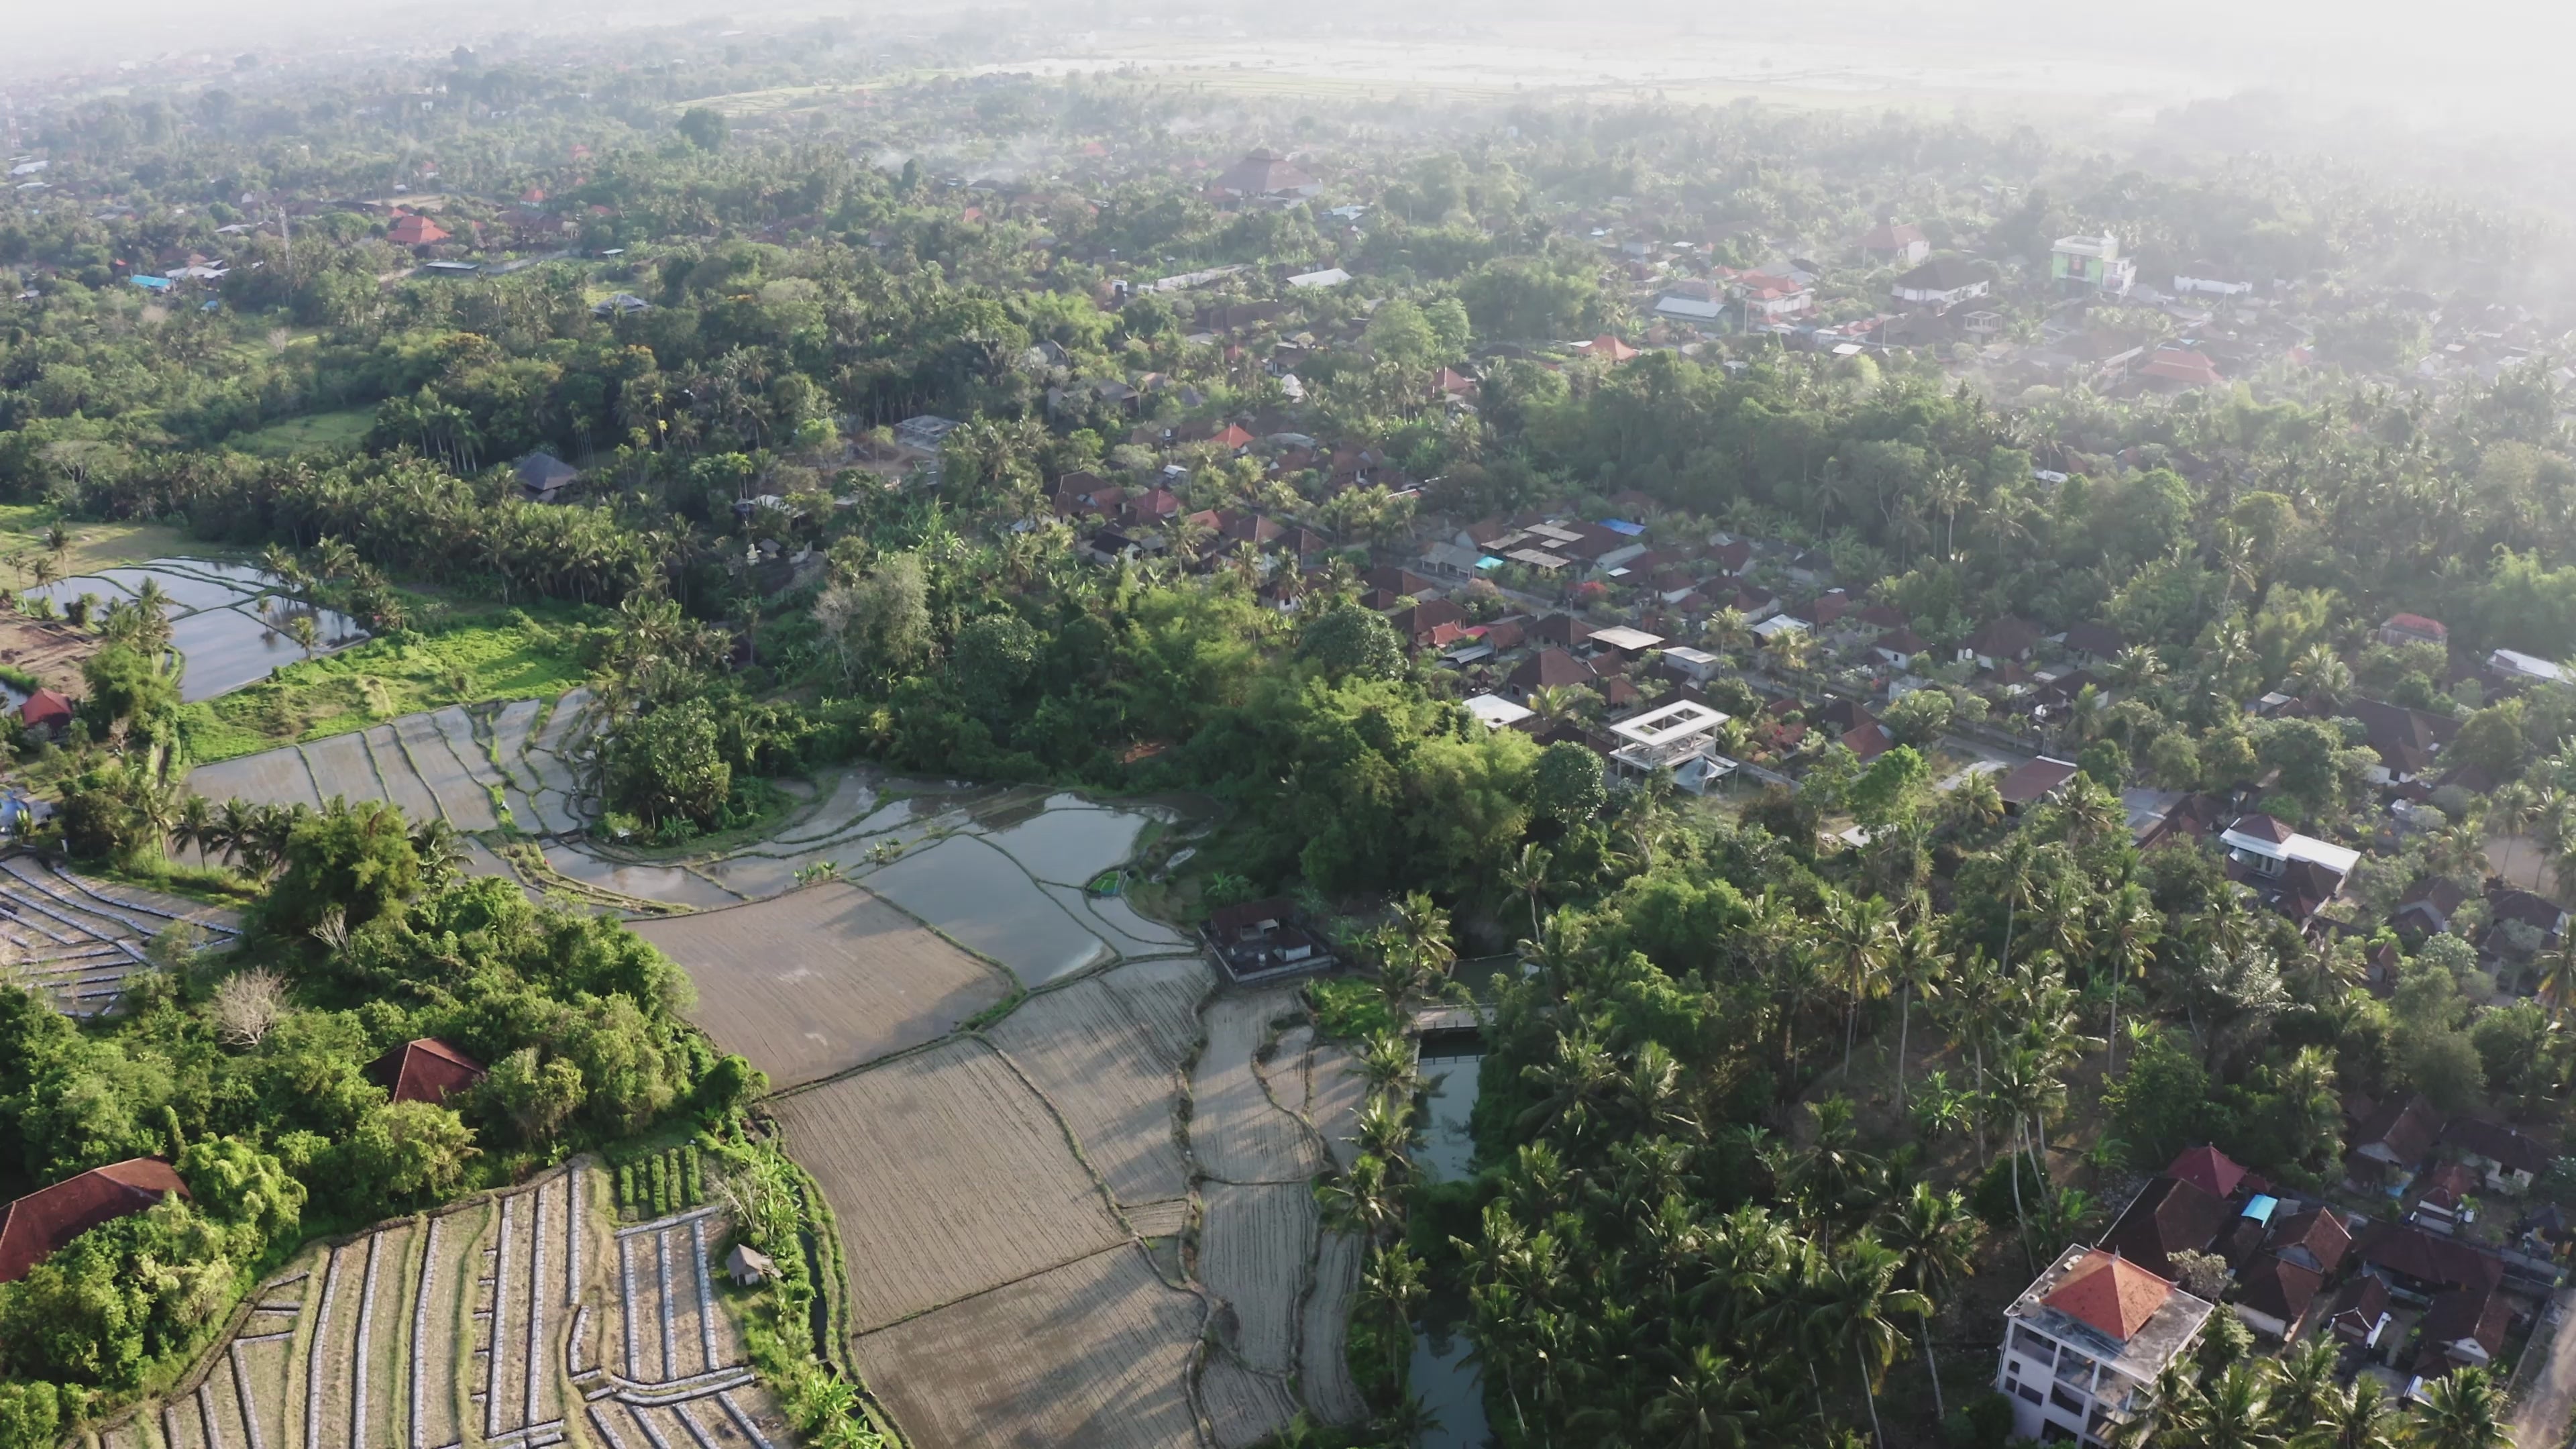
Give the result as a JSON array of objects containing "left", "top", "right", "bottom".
[
  {"left": 20, "top": 557, "right": 368, "bottom": 702},
  {"left": 773, "top": 949, "right": 1363, "bottom": 1449},
  {"left": 101, "top": 1162, "right": 794, "bottom": 1449},
  {"left": 0, "top": 853, "right": 242, "bottom": 1016},
  {"left": 851, "top": 1245, "right": 1204, "bottom": 1449},
  {"left": 186, "top": 690, "right": 597, "bottom": 838},
  {"left": 768, "top": 1038, "right": 1128, "bottom": 1331},
  {"left": 633, "top": 883, "right": 1014, "bottom": 1089},
  {"left": 985, "top": 958, "right": 1209, "bottom": 1216}
]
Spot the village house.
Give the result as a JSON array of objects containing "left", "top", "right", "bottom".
[
  {"left": 370, "top": 1038, "right": 487, "bottom": 1106},
  {"left": 1603, "top": 698, "right": 1735, "bottom": 794},
  {"left": 515, "top": 451, "right": 580, "bottom": 503},
  {"left": 2379, "top": 612, "right": 2449, "bottom": 649},
  {"left": 2441, "top": 1117, "right": 2555, "bottom": 1195},
  {"left": 1996, "top": 1246, "right": 2214, "bottom": 1447},
  {"left": 1199, "top": 898, "right": 1335, "bottom": 981},
  {"left": 2218, "top": 814, "right": 2358, "bottom": 927},
  {"left": 2100, "top": 1171, "right": 2231, "bottom": 1280},
  {"left": 0, "top": 1157, "right": 190, "bottom": 1284},
  {"left": 1960, "top": 616, "right": 2041, "bottom": 669},
  {"left": 1890, "top": 256, "right": 1989, "bottom": 311},
  {"left": 1995, "top": 757, "right": 2082, "bottom": 814},
  {"left": 1860, "top": 221, "right": 1931, "bottom": 267},
  {"left": 2051, "top": 233, "right": 2137, "bottom": 296},
  {"left": 2328, "top": 1274, "right": 2396, "bottom": 1354},
  {"left": 2349, "top": 1094, "right": 2443, "bottom": 1192}
]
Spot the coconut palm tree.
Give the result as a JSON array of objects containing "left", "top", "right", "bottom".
[
  {"left": 1701, "top": 607, "right": 1754, "bottom": 658},
  {"left": 1352, "top": 1093, "right": 1424, "bottom": 1179},
  {"left": 1500, "top": 843, "right": 1554, "bottom": 938},
  {"left": 1646, "top": 1344, "right": 1753, "bottom": 1449},
  {"left": 1888, "top": 922, "right": 1947, "bottom": 1107},
  {"left": 1819, "top": 892, "right": 1895, "bottom": 1077},
  {"left": 170, "top": 794, "right": 216, "bottom": 866},
  {"left": 2409, "top": 1367, "right": 2509, "bottom": 1449},
  {"left": 1525, "top": 682, "right": 1595, "bottom": 734},
  {"left": 411, "top": 818, "right": 467, "bottom": 886},
  {"left": 2098, "top": 882, "right": 2161, "bottom": 1075},
  {"left": 2536, "top": 937, "right": 2576, "bottom": 1026},
  {"left": 1943, "top": 769, "right": 2004, "bottom": 833},
  {"left": 2296, "top": 1373, "right": 2398, "bottom": 1449},
  {"left": 1358, "top": 1243, "right": 1427, "bottom": 1385},
  {"left": 1820, "top": 1232, "right": 1931, "bottom": 1448},
  {"left": 1316, "top": 1153, "right": 1403, "bottom": 1244},
  {"left": 1880, "top": 1182, "right": 1976, "bottom": 1419}
]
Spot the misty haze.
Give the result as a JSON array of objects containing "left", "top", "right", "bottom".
[{"left": 4, "top": 6, "right": 2576, "bottom": 1449}]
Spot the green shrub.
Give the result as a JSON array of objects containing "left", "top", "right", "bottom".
[
  {"left": 649, "top": 1154, "right": 669, "bottom": 1217},
  {"left": 682, "top": 1145, "right": 702, "bottom": 1206},
  {"left": 618, "top": 1162, "right": 635, "bottom": 1210}
]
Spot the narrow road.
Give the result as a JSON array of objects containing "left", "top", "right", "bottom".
[{"left": 2510, "top": 1287, "right": 2576, "bottom": 1448}]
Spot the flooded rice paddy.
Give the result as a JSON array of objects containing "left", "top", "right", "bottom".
[{"left": 23, "top": 557, "right": 367, "bottom": 701}]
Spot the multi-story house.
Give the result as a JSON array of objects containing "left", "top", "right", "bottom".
[
  {"left": 2051, "top": 233, "right": 2137, "bottom": 297},
  {"left": 1998, "top": 1246, "right": 2215, "bottom": 1446}
]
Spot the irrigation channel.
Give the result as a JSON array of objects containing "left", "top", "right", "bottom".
[{"left": 1413, "top": 1026, "right": 1493, "bottom": 1449}]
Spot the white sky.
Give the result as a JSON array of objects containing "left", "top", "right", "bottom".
[{"left": 5, "top": 0, "right": 2575, "bottom": 140}]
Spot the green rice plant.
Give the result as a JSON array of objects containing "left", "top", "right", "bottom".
[
  {"left": 682, "top": 1145, "right": 702, "bottom": 1207},
  {"left": 649, "top": 1153, "right": 669, "bottom": 1218},
  {"left": 619, "top": 1162, "right": 636, "bottom": 1211}
]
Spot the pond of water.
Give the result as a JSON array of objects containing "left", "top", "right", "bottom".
[
  {"left": 859, "top": 833, "right": 1114, "bottom": 985},
  {"left": 1413, "top": 1044, "right": 1491, "bottom": 1446},
  {"left": 1419, "top": 1053, "right": 1483, "bottom": 1185},
  {"left": 1412, "top": 1307, "right": 1494, "bottom": 1449}
]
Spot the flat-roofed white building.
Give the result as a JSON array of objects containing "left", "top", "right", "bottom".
[
  {"left": 1998, "top": 1246, "right": 2214, "bottom": 1447},
  {"left": 1607, "top": 700, "right": 1735, "bottom": 794},
  {"left": 1462, "top": 694, "right": 1536, "bottom": 731}
]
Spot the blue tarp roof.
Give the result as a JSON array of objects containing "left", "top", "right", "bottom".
[
  {"left": 2243, "top": 1193, "right": 2279, "bottom": 1223},
  {"left": 129, "top": 274, "right": 171, "bottom": 290},
  {"left": 1475, "top": 556, "right": 1505, "bottom": 570},
  {"left": 1600, "top": 519, "right": 1648, "bottom": 535}
]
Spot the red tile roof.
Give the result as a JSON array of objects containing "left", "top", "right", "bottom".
[
  {"left": 374, "top": 1038, "right": 486, "bottom": 1106},
  {"left": 19, "top": 688, "right": 72, "bottom": 729},
  {"left": 2043, "top": 1250, "right": 2174, "bottom": 1340},
  {"left": 0, "top": 1157, "right": 189, "bottom": 1283},
  {"left": 387, "top": 213, "right": 450, "bottom": 246},
  {"left": 2167, "top": 1145, "right": 2248, "bottom": 1201}
]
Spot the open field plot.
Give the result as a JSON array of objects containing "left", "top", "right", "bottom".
[
  {"left": 1299, "top": 1231, "right": 1366, "bottom": 1426},
  {"left": 1197, "top": 1184, "right": 1315, "bottom": 1375},
  {"left": 0, "top": 613, "right": 98, "bottom": 694},
  {"left": 184, "top": 688, "right": 596, "bottom": 837},
  {"left": 104, "top": 1162, "right": 786, "bottom": 1449},
  {"left": 1189, "top": 989, "right": 1324, "bottom": 1186},
  {"left": 771, "top": 1038, "right": 1126, "bottom": 1330},
  {"left": 1, "top": 853, "right": 243, "bottom": 1016},
  {"left": 851, "top": 1244, "right": 1203, "bottom": 1449},
  {"left": 985, "top": 958, "right": 1210, "bottom": 1211},
  {"left": 1201, "top": 1357, "right": 1300, "bottom": 1449},
  {"left": 635, "top": 883, "right": 1014, "bottom": 1089},
  {"left": 227, "top": 409, "right": 373, "bottom": 457}
]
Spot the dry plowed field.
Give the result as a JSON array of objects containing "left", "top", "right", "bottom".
[
  {"left": 852, "top": 1244, "right": 1203, "bottom": 1449},
  {"left": 634, "top": 884, "right": 1013, "bottom": 1089},
  {"left": 2, "top": 853, "right": 241, "bottom": 1017},
  {"left": 1189, "top": 989, "right": 1324, "bottom": 1186},
  {"left": 769, "top": 1038, "right": 1126, "bottom": 1330},
  {"left": 101, "top": 1163, "right": 794, "bottom": 1449},
  {"left": 782, "top": 955, "right": 1371, "bottom": 1448},
  {"left": 985, "top": 959, "right": 1208, "bottom": 1213},
  {"left": 1196, "top": 1183, "right": 1314, "bottom": 1374}
]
